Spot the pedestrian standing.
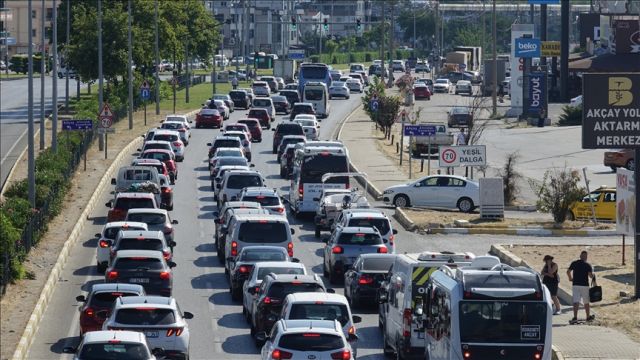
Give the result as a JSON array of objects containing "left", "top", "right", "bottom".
[
  {"left": 456, "top": 128, "right": 466, "bottom": 145},
  {"left": 541, "top": 255, "right": 561, "bottom": 315},
  {"left": 566, "top": 250, "right": 596, "bottom": 324},
  {"left": 231, "top": 76, "right": 238, "bottom": 90}
]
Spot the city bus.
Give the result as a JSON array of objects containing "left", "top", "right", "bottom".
[
  {"left": 302, "top": 82, "right": 330, "bottom": 118},
  {"left": 298, "top": 63, "right": 331, "bottom": 96},
  {"left": 423, "top": 256, "right": 553, "bottom": 360}
]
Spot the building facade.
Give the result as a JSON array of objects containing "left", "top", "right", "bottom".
[{"left": 1, "top": 0, "right": 62, "bottom": 58}]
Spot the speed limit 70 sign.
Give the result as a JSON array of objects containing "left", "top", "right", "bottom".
[{"left": 439, "top": 145, "right": 486, "bottom": 167}]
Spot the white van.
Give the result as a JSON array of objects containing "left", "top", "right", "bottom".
[
  {"left": 303, "top": 82, "right": 330, "bottom": 118},
  {"left": 378, "top": 251, "right": 475, "bottom": 359}
]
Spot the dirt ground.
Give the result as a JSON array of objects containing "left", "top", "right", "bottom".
[
  {"left": 511, "top": 245, "right": 639, "bottom": 343},
  {"left": 401, "top": 208, "right": 614, "bottom": 230},
  {"left": 0, "top": 107, "right": 188, "bottom": 360}
]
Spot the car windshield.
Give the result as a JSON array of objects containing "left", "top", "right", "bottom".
[
  {"left": 278, "top": 333, "right": 344, "bottom": 352},
  {"left": 347, "top": 218, "right": 391, "bottom": 234},
  {"left": 240, "top": 249, "right": 286, "bottom": 261},
  {"left": 126, "top": 213, "right": 166, "bottom": 225},
  {"left": 451, "top": 107, "right": 469, "bottom": 114},
  {"left": 227, "top": 175, "right": 262, "bottom": 189},
  {"left": 117, "top": 238, "right": 164, "bottom": 251},
  {"left": 267, "top": 282, "right": 324, "bottom": 299},
  {"left": 241, "top": 195, "right": 281, "bottom": 207},
  {"left": 238, "top": 222, "right": 287, "bottom": 242},
  {"left": 104, "top": 226, "right": 145, "bottom": 240},
  {"left": 289, "top": 303, "right": 349, "bottom": 326},
  {"left": 115, "top": 308, "right": 176, "bottom": 325},
  {"left": 114, "top": 198, "right": 155, "bottom": 210},
  {"left": 142, "top": 152, "right": 170, "bottom": 162},
  {"left": 153, "top": 134, "right": 178, "bottom": 142},
  {"left": 304, "top": 89, "right": 324, "bottom": 100},
  {"left": 113, "top": 257, "right": 163, "bottom": 270},
  {"left": 78, "top": 343, "right": 150, "bottom": 360},
  {"left": 338, "top": 232, "right": 382, "bottom": 245},
  {"left": 90, "top": 291, "right": 140, "bottom": 308},
  {"left": 362, "top": 257, "right": 395, "bottom": 271},
  {"left": 257, "top": 266, "right": 304, "bottom": 279},
  {"left": 459, "top": 301, "right": 547, "bottom": 343}
]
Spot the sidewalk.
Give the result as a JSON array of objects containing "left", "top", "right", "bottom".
[{"left": 339, "top": 105, "right": 640, "bottom": 360}]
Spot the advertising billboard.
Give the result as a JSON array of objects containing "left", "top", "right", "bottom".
[
  {"left": 528, "top": 70, "right": 547, "bottom": 117},
  {"left": 616, "top": 168, "right": 635, "bottom": 236},
  {"left": 509, "top": 24, "right": 535, "bottom": 116}
]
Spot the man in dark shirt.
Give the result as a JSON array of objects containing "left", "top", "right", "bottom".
[{"left": 566, "top": 250, "right": 595, "bottom": 323}]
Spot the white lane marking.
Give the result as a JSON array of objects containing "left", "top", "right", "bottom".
[{"left": 0, "top": 125, "right": 28, "bottom": 166}]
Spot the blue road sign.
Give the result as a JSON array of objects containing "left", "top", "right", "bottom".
[
  {"left": 404, "top": 125, "right": 436, "bottom": 136},
  {"left": 62, "top": 119, "right": 93, "bottom": 131},
  {"left": 370, "top": 99, "right": 379, "bottom": 112},
  {"left": 515, "top": 38, "right": 541, "bottom": 58},
  {"left": 140, "top": 88, "right": 151, "bottom": 100},
  {"left": 288, "top": 49, "right": 305, "bottom": 60}
]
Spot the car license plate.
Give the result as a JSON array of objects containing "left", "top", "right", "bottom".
[
  {"left": 130, "top": 278, "right": 149, "bottom": 284},
  {"left": 145, "top": 331, "right": 159, "bottom": 338}
]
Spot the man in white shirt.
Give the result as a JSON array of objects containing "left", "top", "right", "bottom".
[{"left": 456, "top": 128, "right": 466, "bottom": 145}]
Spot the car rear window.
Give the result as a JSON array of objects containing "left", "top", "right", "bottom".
[
  {"left": 288, "top": 303, "right": 349, "bottom": 326},
  {"left": 293, "top": 104, "right": 313, "bottom": 111},
  {"left": 161, "top": 123, "right": 183, "bottom": 130},
  {"left": 214, "top": 139, "right": 241, "bottom": 148},
  {"left": 153, "top": 134, "right": 178, "bottom": 142},
  {"left": 267, "top": 282, "right": 324, "bottom": 299},
  {"left": 89, "top": 291, "right": 140, "bottom": 308},
  {"left": 257, "top": 267, "right": 304, "bottom": 279},
  {"left": 217, "top": 157, "right": 248, "bottom": 167},
  {"left": 165, "top": 116, "right": 185, "bottom": 122},
  {"left": 229, "top": 91, "right": 246, "bottom": 99},
  {"left": 277, "top": 124, "right": 304, "bottom": 135},
  {"left": 238, "top": 120, "right": 259, "bottom": 128},
  {"left": 104, "top": 226, "right": 145, "bottom": 240},
  {"left": 142, "top": 152, "right": 170, "bottom": 162},
  {"left": 143, "top": 143, "right": 170, "bottom": 151},
  {"left": 241, "top": 195, "right": 280, "bottom": 207},
  {"left": 113, "top": 257, "right": 164, "bottom": 270},
  {"left": 253, "top": 99, "right": 272, "bottom": 107},
  {"left": 362, "top": 257, "right": 395, "bottom": 272},
  {"left": 123, "top": 169, "right": 153, "bottom": 181},
  {"left": 347, "top": 218, "right": 390, "bottom": 234},
  {"left": 238, "top": 222, "right": 287, "bottom": 242},
  {"left": 278, "top": 333, "right": 344, "bottom": 352},
  {"left": 114, "top": 308, "right": 176, "bottom": 325},
  {"left": 216, "top": 149, "right": 244, "bottom": 157},
  {"left": 126, "top": 213, "right": 166, "bottom": 225},
  {"left": 225, "top": 125, "right": 246, "bottom": 132},
  {"left": 227, "top": 175, "right": 262, "bottom": 189},
  {"left": 248, "top": 109, "right": 267, "bottom": 117},
  {"left": 114, "top": 198, "right": 155, "bottom": 210},
  {"left": 79, "top": 343, "right": 150, "bottom": 359},
  {"left": 338, "top": 232, "right": 382, "bottom": 245},
  {"left": 117, "top": 238, "right": 163, "bottom": 251},
  {"left": 240, "top": 249, "right": 286, "bottom": 261}
]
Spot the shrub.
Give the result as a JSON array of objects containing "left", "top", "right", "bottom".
[
  {"left": 0, "top": 196, "right": 33, "bottom": 230},
  {"left": 532, "top": 166, "right": 586, "bottom": 223},
  {"left": 558, "top": 105, "right": 582, "bottom": 126},
  {"left": 497, "top": 152, "right": 522, "bottom": 205},
  {"left": 0, "top": 212, "right": 25, "bottom": 283},
  {"left": 9, "top": 55, "right": 27, "bottom": 74}
]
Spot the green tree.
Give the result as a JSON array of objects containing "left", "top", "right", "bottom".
[
  {"left": 324, "top": 39, "right": 339, "bottom": 59},
  {"left": 362, "top": 77, "right": 401, "bottom": 138}
]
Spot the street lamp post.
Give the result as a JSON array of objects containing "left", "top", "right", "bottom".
[
  {"left": 52, "top": 0, "right": 58, "bottom": 152},
  {"left": 39, "top": 0, "right": 45, "bottom": 150}
]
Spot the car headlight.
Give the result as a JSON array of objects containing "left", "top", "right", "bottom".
[{"left": 383, "top": 189, "right": 394, "bottom": 194}]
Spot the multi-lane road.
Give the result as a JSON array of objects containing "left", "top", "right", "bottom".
[{"left": 25, "top": 90, "right": 616, "bottom": 360}]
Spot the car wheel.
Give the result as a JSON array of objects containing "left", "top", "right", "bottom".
[
  {"left": 329, "top": 268, "right": 339, "bottom": 285},
  {"left": 97, "top": 262, "right": 107, "bottom": 274},
  {"left": 382, "top": 332, "right": 394, "bottom": 356},
  {"left": 167, "top": 204, "right": 173, "bottom": 211},
  {"left": 230, "top": 284, "right": 241, "bottom": 301},
  {"left": 566, "top": 211, "right": 576, "bottom": 221},
  {"left": 393, "top": 194, "right": 410, "bottom": 208},
  {"left": 314, "top": 226, "right": 321, "bottom": 238},
  {"left": 323, "top": 258, "right": 329, "bottom": 277},
  {"left": 610, "top": 166, "right": 618, "bottom": 172},
  {"left": 626, "top": 159, "right": 635, "bottom": 171},
  {"left": 457, "top": 197, "right": 474, "bottom": 213}
]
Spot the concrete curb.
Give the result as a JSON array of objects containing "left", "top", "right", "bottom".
[
  {"left": 505, "top": 204, "right": 537, "bottom": 211},
  {"left": 393, "top": 207, "right": 417, "bottom": 232},
  {"left": 11, "top": 136, "right": 143, "bottom": 360},
  {"left": 427, "top": 227, "right": 617, "bottom": 237},
  {"left": 552, "top": 345, "right": 565, "bottom": 360}
]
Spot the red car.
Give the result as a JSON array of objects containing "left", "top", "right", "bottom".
[
  {"left": 106, "top": 193, "right": 157, "bottom": 222},
  {"left": 76, "top": 283, "right": 145, "bottom": 336},
  {"left": 247, "top": 108, "right": 271, "bottom": 129},
  {"left": 195, "top": 108, "right": 223, "bottom": 128},
  {"left": 237, "top": 118, "right": 263, "bottom": 142},
  {"left": 413, "top": 84, "right": 431, "bottom": 100},
  {"left": 140, "top": 149, "right": 178, "bottom": 184}
]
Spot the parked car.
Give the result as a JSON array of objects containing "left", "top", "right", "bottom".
[
  {"left": 447, "top": 106, "right": 472, "bottom": 128},
  {"left": 568, "top": 186, "right": 616, "bottom": 222},
  {"left": 604, "top": 148, "right": 634, "bottom": 171},
  {"left": 382, "top": 175, "right": 479, "bottom": 212}
]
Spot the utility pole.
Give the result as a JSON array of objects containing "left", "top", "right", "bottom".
[
  {"left": 127, "top": 0, "right": 133, "bottom": 129},
  {"left": 413, "top": 6, "right": 416, "bottom": 51},
  {"left": 65, "top": 0, "right": 70, "bottom": 112},
  {"left": 540, "top": 4, "right": 547, "bottom": 66},
  {"left": 154, "top": 0, "right": 160, "bottom": 115},
  {"left": 387, "top": 2, "right": 395, "bottom": 88},
  {"left": 27, "top": 0, "right": 35, "bottom": 209},
  {"left": 434, "top": 1, "right": 439, "bottom": 75},
  {"left": 481, "top": 1, "right": 485, "bottom": 60},
  {"left": 491, "top": 0, "right": 497, "bottom": 116},
  {"left": 185, "top": 1, "right": 190, "bottom": 103},
  {"left": 51, "top": 0, "right": 58, "bottom": 153},
  {"left": 98, "top": 0, "right": 104, "bottom": 151},
  {"left": 560, "top": 0, "right": 569, "bottom": 102},
  {"left": 39, "top": 0, "right": 45, "bottom": 150},
  {"left": 380, "top": 1, "right": 385, "bottom": 84}
]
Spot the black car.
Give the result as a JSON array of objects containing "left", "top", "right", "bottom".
[
  {"left": 105, "top": 250, "right": 176, "bottom": 296},
  {"left": 229, "top": 90, "right": 251, "bottom": 109},
  {"left": 249, "top": 273, "right": 331, "bottom": 344},
  {"left": 271, "top": 95, "right": 290, "bottom": 114},
  {"left": 279, "top": 90, "right": 300, "bottom": 107},
  {"left": 344, "top": 254, "right": 395, "bottom": 308},
  {"left": 289, "top": 103, "right": 316, "bottom": 121},
  {"left": 447, "top": 106, "right": 472, "bottom": 128},
  {"left": 271, "top": 123, "right": 304, "bottom": 154}
]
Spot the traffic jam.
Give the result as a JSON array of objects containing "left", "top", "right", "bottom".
[{"left": 62, "top": 63, "right": 554, "bottom": 360}]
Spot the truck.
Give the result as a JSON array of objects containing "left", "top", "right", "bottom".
[
  {"left": 481, "top": 58, "right": 509, "bottom": 96},
  {"left": 453, "top": 46, "right": 482, "bottom": 72},
  {"left": 409, "top": 122, "right": 454, "bottom": 156},
  {"left": 445, "top": 51, "right": 469, "bottom": 70},
  {"left": 273, "top": 59, "right": 297, "bottom": 82}
]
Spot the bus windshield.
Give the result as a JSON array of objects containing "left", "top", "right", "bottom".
[{"left": 459, "top": 301, "right": 547, "bottom": 343}]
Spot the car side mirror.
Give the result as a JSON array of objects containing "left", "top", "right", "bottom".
[
  {"left": 326, "top": 288, "right": 335, "bottom": 294},
  {"left": 313, "top": 197, "right": 320, "bottom": 202},
  {"left": 183, "top": 311, "right": 194, "bottom": 319},
  {"left": 62, "top": 347, "right": 77, "bottom": 354},
  {"left": 348, "top": 333, "right": 359, "bottom": 342},
  {"left": 95, "top": 233, "right": 101, "bottom": 238},
  {"left": 111, "top": 178, "right": 116, "bottom": 185},
  {"left": 207, "top": 143, "right": 212, "bottom": 146},
  {"left": 170, "top": 241, "right": 177, "bottom": 247},
  {"left": 393, "top": 229, "right": 398, "bottom": 235},
  {"left": 168, "top": 261, "right": 177, "bottom": 268},
  {"left": 292, "top": 258, "right": 300, "bottom": 263},
  {"left": 248, "top": 287, "right": 257, "bottom": 295},
  {"left": 255, "top": 331, "right": 269, "bottom": 343},
  {"left": 216, "top": 184, "right": 221, "bottom": 189},
  {"left": 105, "top": 201, "right": 112, "bottom": 208},
  {"left": 271, "top": 128, "right": 276, "bottom": 131},
  {"left": 151, "top": 348, "right": 165, "bottom": 356},
  {"left": 76, "top": 295, "right": 86, "bottom": 302},
  {"left": 250, "top": 164, "right": 255, "bottom": 168},
  {"left": 290, "top": 228, "right": 295, "bottom": 235},
  {"left": 171, "top": 220, "right": 179, "bottom": 225},
  {"left": 352, "top": 315, "right": 362, "bottom": 324}
]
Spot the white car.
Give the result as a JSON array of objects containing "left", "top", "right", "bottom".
[
  {"left": 242, "top": 261, "right": 307, "bottom": 320},
  {"left": 345, "top": 78, "right": 363, "bottom": 93},
  {"left": 63, "top": 330, "right": 163, "bottom": 360},
  {"left": 570, "top": 95, "right": 583, "bottom": 108},
  {"left": 252, "top": 81, "right": 271, "bottom": 97},
  {"left": 329, "top": 81, "right": 350, "bottom": 99},
  {"left": 160, "top": 121, "right": 190, "bottom": 145},
  {"left": 302, "top": 125, "right": 319, "bottom": 140},
  {"left": 382, "top": 175, "right": 479, "bottom": 212},
  {"left": 433, "top": 78, "right": 452, "bottom": 93},
  {"left": 102, "top": 296, "right": 193, "bottom": 359},
  {"left": 95, "top": 221, "right": 148, "bottom": 273},
  {"left": 455, "top": 80, "right": 473, "bottom": 95},
  {"left": 223, "top": 130, "right": 253, "bottom": 162},
  {"left": 258, "top": 320, "right": 356, "bottom": 360},
  {"left": 238, "top": 187, "right": 286, "bottom": 216},
  {"left": 164, "top": 114, "right": 191, "bottom": 129},
  {"left": 210, "top": 99, "right": 230, "bottom": 120},
  {"left": 294, "top": 117, "right": 320, "bottom": 131},
  {"left": 151, "top": 129, "right": 185, "bottom": 161},
  {"left": 217, "top": 170, "right": 265, "bottom": 206}
]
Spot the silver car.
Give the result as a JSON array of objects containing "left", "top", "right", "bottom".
[
  {"left": 124, "top": 208, "right": 178, "bottom": 244},
  {"left": 323, "top": 226, "right": 388, "bottom": 284},
  {"left": 329, "top": 81, "right": 350, "bottom": 99}
]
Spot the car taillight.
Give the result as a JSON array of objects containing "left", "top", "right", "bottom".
[
  {"left": 231, "top": 241, "right": 238, "bottom": 256},
  {"left": 331, "top": 350, "right": 351, "bottom": 360},
  {"left": 389, "top": 234, "right": 395, "bottom": 243},
  {"left": 239, "top": 265, "right": 250, "bottom": 274},
  {"left": 107, "top": 271, "right": 118, "bottom": 280},
  {"left": 163, "top": 226, "right": 173, "bottom": 235},
  {"left": 160, "top": 271, "right": 171, "bottom": 280},
  {"left": 463, "top": 350, "right": 471, "bottom": 359},
  {"left": 276, "top": 207, "right": 285, "bottom": 214},
  {"left": 166, "top": 327, "right": 184, "bottom": 337},
  {"left": 287, "top": 242, "right": 293, "bottom": 257},
  {"left": 162, "top": 187, "right": 172, "bottom": 194},
  {"left": 298, "top": 185, "right": 303, "bottom": 196},
  {"left": 84, "top": 307, "right": 95, "bottom": 317},
  {"left": 177, "top": 129, "right": 186, "bottom": 132},
  {"left": 358, "top": 274, "right": 374, "bottom": 285},
  {"left": 332, "top": 246, "right": 343, "bottom": 254},
  {"left": 99, "top": 240, "right": 110, "bottom": 248},
  {"left": 162, "top": 251, "right": 171, "bottom": 260},
  {"left": 173, "top": 141, "right": 182, "bottom": 147},
  {"left": 403, "top": 308, "right": 412, "bottom": 337},
  {"left": 272, "top": 349, "right": 293, "bottom": 360},
  {"left": 378, "top": 247, "right": 388, "bottom": 254}
]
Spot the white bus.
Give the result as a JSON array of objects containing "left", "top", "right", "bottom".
[
  {"left": 423, "top": 256, "right": 553, "bottom": 360},
  {"left": 303, "top": 82, "right": 330, "bottom": 118}
]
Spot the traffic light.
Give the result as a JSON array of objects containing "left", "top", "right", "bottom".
[
  {"left": 356, "top": 18, "right": 362, "bottom": 32},
  {"left": 290, "top": 16, "right": 297, "bottom": 31},
  {"left": 323, "top": 18, "right": 329, "bottom": 32}
]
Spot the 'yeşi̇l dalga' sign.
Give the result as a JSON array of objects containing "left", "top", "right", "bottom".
[{"left": 582, "top": 73, "right": 640, "bottom": 149}]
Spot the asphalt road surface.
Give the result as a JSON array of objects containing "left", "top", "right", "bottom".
[{"left": 25, "top": 88, "right": 617, "bottom": 360}]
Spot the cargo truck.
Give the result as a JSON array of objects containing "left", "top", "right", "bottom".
[
  {"left": 481, "top": 58, "right": 509, "bottom": 96},
  {"left": 273, "top": 59, "right": 297, "bottom": 83},
  {"left": 409, "top": 122, "right": 454, "bottom": 156},
  {"left": 453, "top": 46, "right": 482, "bottom": 72}
]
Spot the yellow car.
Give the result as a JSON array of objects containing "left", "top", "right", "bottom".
[{"left": 568, "top": 187, "right": 616, "bottom": 221}]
